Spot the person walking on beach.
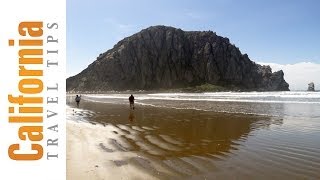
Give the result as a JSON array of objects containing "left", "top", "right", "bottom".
[
  {"left": 75, "top": 95, "right": 81, "bottom": 108},
  {"left": 129, "top": 94, "right": 135, "bottom": 110}
]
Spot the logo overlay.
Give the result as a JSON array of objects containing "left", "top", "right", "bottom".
[{"left": 0, "top": 0, "right": 65, "bottom": 179}]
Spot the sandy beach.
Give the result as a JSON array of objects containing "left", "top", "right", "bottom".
[
  {"left": 66, "top": 104, "right": 247, "bottom": 180},
  {"left": 66, "top": 93, "right": 320, "bottom": 180},
  {"left": 67, "top": 114, "right": 159, "bottom": 180},
  {"left": 66, "top": 99, "right": 259, "bottom": 179}
]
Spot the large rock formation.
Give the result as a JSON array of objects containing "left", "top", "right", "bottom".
[
  {"left": 308, "top": 82, "right": 315, "bottom": 91},
  {"left": 67, "top": 26, "right": 289, "bottom": 91}
]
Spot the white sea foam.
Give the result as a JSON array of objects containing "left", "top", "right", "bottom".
[
  {"left": 78, "top": 92, "right": 320, "bottom": 117},
  {"left": 84, "top": 91, "right": 320, "bottom": 104}
]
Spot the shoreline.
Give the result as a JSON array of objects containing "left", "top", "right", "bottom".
[{"left": 66, "top": 94, "right": 320, "bottom": 179}]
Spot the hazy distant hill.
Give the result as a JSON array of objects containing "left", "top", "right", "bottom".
[{"left": 67, "top": 25, "right": 289, "bottom": 92}]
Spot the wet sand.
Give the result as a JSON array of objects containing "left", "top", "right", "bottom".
[
  {"left": 67, "top": 115, "right": 158, "bottom": 180},
  {"left": 67, "top": 95, "right": 320, "bottom": 179}
]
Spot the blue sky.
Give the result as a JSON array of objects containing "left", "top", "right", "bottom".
[{"left": 67, "top": 0, "right": 320, "bottom": 77}]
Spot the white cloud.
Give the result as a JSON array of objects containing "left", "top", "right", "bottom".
[{"left": 258, "top": 62, "right": 320, "bottom": 91}]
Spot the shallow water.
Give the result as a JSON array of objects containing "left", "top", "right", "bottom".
[{"left": 67, "top": 92, "right": 320, "bottom": 179}]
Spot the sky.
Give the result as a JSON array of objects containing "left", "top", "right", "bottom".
[{"left": 67, "top": 0, "right": 320, "bottom": 89}]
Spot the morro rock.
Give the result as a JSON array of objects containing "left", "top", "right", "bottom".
[{"left": 67, "top": 25, "right": 289, "bottom": 92}]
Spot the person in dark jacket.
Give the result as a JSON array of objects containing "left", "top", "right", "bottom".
[
  {"left": 75, "top": 95, "right": 81, "bottom": 108},
  {"left": 129, "top": 94, "right": 135, "bottom": 110}
]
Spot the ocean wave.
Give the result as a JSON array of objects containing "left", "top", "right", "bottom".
[{"left": 84, "top": 92, "right": 320, "bottom": 104}]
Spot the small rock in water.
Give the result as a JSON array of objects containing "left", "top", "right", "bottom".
[{"left": 308, "top": 82, "right": 315, "bottom": 91}]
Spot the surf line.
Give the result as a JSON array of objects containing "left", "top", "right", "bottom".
[{"left": 7, "top": 21, "right": 60, "bottom": 161}]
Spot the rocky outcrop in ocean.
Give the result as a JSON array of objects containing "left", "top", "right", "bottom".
[
  {"left": 308, "top": 82, "right": 315, "bottom": 91},
  {"left": 67, "top": 26, "right": 289, "bottom": 92}
]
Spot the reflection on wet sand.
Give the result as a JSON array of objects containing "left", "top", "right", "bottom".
[
  {"left": 67, "top": 96, "right": 280, "bottom": 179},
  {"left": 128, "top": 110, "right": 135, "bottom": 122}
]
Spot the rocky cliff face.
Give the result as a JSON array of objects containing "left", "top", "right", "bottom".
[{"left": 67, "top": 26, "right": 289, "bottom": 91}]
